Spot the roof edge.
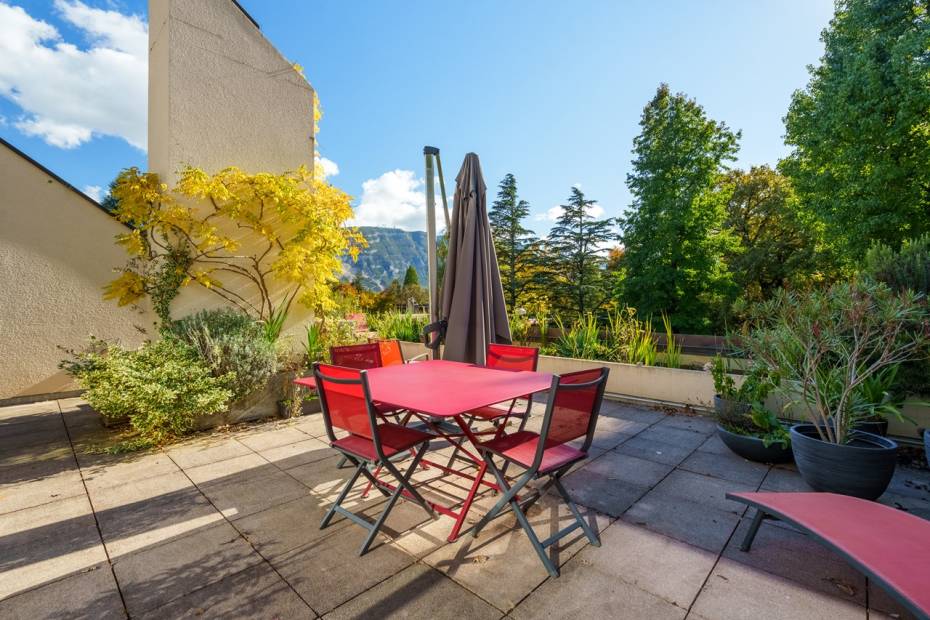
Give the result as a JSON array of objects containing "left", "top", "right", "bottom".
[{"left": 0, "top": 136, "right": 129, "bottom": 228}]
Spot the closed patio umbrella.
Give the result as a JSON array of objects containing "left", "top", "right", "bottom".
[{"left": 440, "top": 153, "right": 511, "bottom": 365}]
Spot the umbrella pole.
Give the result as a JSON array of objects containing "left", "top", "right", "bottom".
[{"left": 423, "top": 147, "right": 439, "bottom": 326}]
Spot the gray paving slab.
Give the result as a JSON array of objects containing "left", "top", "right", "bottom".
[
  {"left": 235, "top": 494, "right": 339, "bottom": 559},
  {"left": 324, "top": 562, "right": 501, "bottom": 619},
  {"left": 615, "top": 435, "right": 697, "bottom": 466},
  {"left": 137, "top": 562, "right": 313, "bottom": 619},
  {"left": 563, "top": 451, "right": 671, "bottom": 516},
  {"left": 678, "top": 450, "right": 770, "bottom": 486},
  {"left": 197, "top": 468, "right": 311, "bottom": 521},
  {"left": 0, "top": 564, "right": 125, "bottom": 620},
  {"left": 112, "top": 520, "right": 263, "bottom": 616},
  {"left": 237, "top": 425, "right": 313, "bottom": 452},
  {"left": 165, "top": 436, "right": 253, "bottom": 470},
  {"left": 689, "top": 557, "right": 867, "bottom": 620},
  {"left": 270, "top": 523, "right": 415, "bottom": 615},
  {"left": 647, "top": 469, "right": 753, "bottom": 514},
  {"left": 636, "top": 425, "right": 710, "bottom": 449},
  {"left": 653, "top": 413, "right": 717, "bottom": 434},
  {"left": 0, "top": 468, "right": 85, "bottom": 515},
  {"left": 510, "top": 547, "right": 687, "bottom": 620},
  {"left": 624, "top": 493, "right": 741, "bottom": 553},
  {"left": 256, "top": 436, "right": 334, "bottom": 470}
]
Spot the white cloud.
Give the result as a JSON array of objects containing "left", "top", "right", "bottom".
[
  {"left": 317, "top": 156, "right": 339, "bottom": 178},
  {"left": 82, "top": 184, "right": 102, "bottom": 201},
  {"left": 0, "top": 1, "right": 147, "bottom": 150},
  {"left": 351, "top": 169, "right": 446, "bottom": 231}
]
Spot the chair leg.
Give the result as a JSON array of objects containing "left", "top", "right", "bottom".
[
  {"left": 509, "top": 490, "right": 560, "bottom": 577},
  {"left": 321, "top": 458, "right": 366, "bottom": 529},
  {"left": 381, "top": 444, "right": 435, "bottom": 518},
  {"left": 553, "top": 476, "right": 599, "bottom": 546},
  {"left": 471, "top": 454, "right": 532, "bottom": 538},
  {"left": 740, "top": 508, "right": 767, "bottom": 552}
]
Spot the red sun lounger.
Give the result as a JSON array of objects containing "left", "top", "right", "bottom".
[{"left": 727, "top": 491, "right": 930, "bottom": 620}]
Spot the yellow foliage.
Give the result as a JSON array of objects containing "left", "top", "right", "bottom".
[{"left": 106, "top": 163, "right": 365, "bottom": 320}]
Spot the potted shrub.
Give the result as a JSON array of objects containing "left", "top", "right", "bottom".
[
  {"left": 709, "top": 357, "right": 792, "bottom": 463},
  {"left": 742, "top": 280, "right": 929, "bottom": 500}
]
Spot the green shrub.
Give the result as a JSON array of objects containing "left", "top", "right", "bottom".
[
  {"left": 604, "top": 308, "right": 657, "bottom": 365},
  {"left": 61, "top": 338, "right": 232, "bottom": 445},
  {"left": 368, "top": 311, "right": 428, "bottom": 342},
  {"left": 863, "top": 235, "right": 930, "bottom": 396},
  {"left": 550, "top": 315, "right": 607, "bottom": 360},
  {"left": 168, "top": 309, "right": 277, "bottom": 402}
]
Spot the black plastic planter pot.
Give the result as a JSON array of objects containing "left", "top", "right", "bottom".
[
  {"left": 924, "top": 429, "right": 929, "bottom": 468},
  {"left": 717, "top": 425, "right": 793, "bottom": 464},
  {"left": 790, "top": 424, "right": 898, "bottom": 500}
]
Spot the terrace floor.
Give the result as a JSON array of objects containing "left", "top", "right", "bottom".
[{"left": 1, "top": 397, "right": 928, "bottom": 619}]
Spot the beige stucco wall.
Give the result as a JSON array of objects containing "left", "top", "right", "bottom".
[
  {"left": 148, "top": 0, "right": 315, "bottom": 185},
  {"left": 148, "top": 0, "right": 318, "bottom": 333},
  {"left": 0, "top": 143, "right": 157, "bottom": 400}
]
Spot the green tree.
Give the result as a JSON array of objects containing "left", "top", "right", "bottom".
[
  {"left": 720, "top": 166, "right": 821, "bottom": 303},
  {"left": 402, "top": 264, "right": 420, "bottom": 287},
  {"left": 489, "top": 173, "right": 539, "bottom": 310},
  {"left": 546, "top": 187, "right": 616, "bottom": 317},
  {"left": 618, "top": 84, "right": 740, "bottom": 333},
  {"left": 782, "top": 0, "right": 930, "bottom": 263}
]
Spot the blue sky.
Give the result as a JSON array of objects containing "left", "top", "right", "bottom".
[{"left": 0, "top": 0, "right": 834, "bottom": 232}]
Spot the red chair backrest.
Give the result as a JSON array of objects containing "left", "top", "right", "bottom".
[
  {"left": 486, "top": 343, "right": 540, "bottom": 372},
  {"left": 313, "top": 364, "right": 374, "bottom": 439},
  {"left": 330, "top": 343, "right": 382, "bottom": 369},
  {"left": 542, "top": 368, "right": 608, "bottom": 447},
  {"left": 376, "top": 339, "right": 405, "bottom": 367}
]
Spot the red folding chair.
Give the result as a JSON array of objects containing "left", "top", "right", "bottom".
[
  {"left": 471, "top": 367, "right": 609, "bottom": 577},
  {"left": 313, "top": 363, "right": 435, "bottom": 555},
  {"left": 330, "top": 343, "right": 382, "bottom": 369},
  {"left": 446, "top": 343, "right": 540, "bottom": 468},
  {"left": 372, "top": 339, "right": 429, "bottom": 367}
]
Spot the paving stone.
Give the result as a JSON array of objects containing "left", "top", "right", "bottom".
[
  {"left": 511, "top": 549, "right": 687, "bottom": 620},
  {"left": 198, "top": 468, "right": 311, "bottom": 520},
  {"left": 579, "top": 519, "right": 717, "bottom": 608},
  {"left": 257, "top": 437, "right": 334, "bottom": 470},
  {"left": 0, "top": 469, "right": 85, "bottom": 514},
  {"left": 89, "top": 470, "right": 195, "bottom": 510},
  {"left": 183, "top": 452, "right": 271, "bottom": 484},
  {"left": 723, "top": 516, "right": 867, "bottom": 605},
  {"left": 636, "top": 425, "right": 709, "bottom": 450},
  {"left": 138, "top": 562, "right": 313, "bottom": 619},
  {"left": 696, "top": 432, "right": 731, "bottom": 455},
  {"left": 324, "top": 562, "right": 500, "bottom": 620},
  {"left": 624, "top": 493, "right": 741, "bottom": 553},
  {"left": 236, "top": 495, "right": 345, "bottom": 559},
  {"left": 422, "top": 493, "right": 610, "bottom": 612},
  {"left": 600, "top": 402, "right": 666, "bottom": 425},
  {"left": 95, "top": 485, "right": 223, "bottom": 558},
  {"left": 648, "top": 469, "right": 752, "bottom": 514},
  {"left": 81, "top": 451, "right": 181, "bottom": 493},
  {"left": 0, "top": 414, "right": 66, "bottom": 439},
  {"left": 113, "top": 521, "right": 263, "bottom": 616},
  {"left": 0, "top": 564, "right": 125, "bottom": 620},
  {"left": 590, "top": 428, "right": 635, "bottom": 451},
  {"left": 293, "top": 414, "right": 328, "bottom": 438},
  {"left": 758, "top": 465, "right": 813, "bottom": 493},
  {"left": 678, "top": 450, "right": 770, "bottom": 487},
  {"left": 166, "top": 437, "right": 253, "bottom": 470},
  {"left": 270, "top": 523, "right": 415, "bottom": 615},
  {"left": 615, "top": 435, "right": 697, "bottom": 466},
  {"left": 654, "top": 413, "right": 717, "bottom": 435},
  {"left": 0, "top": 495, "right": 107, "bottom": 599},
  {"left": 0, "top": 453, "right": 78, "bottom": 486},
  {"left": 689, "top": 557, "right": 867, "bottom": 620},
  {"left": 563, "top": 452, "right": 670, "bottom": 517},
  {"left": 237, "top": 426, "right": 313, "bottom": 452}
]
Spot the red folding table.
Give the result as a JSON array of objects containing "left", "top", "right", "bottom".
[{"left": 295, "top": 359, "right": 553, "bottom": 541}]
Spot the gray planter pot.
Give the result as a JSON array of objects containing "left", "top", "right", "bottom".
[
  {"left": 714, "top": 395, "right": 750, "bottom": 425},
  {"left": 277, "top": 397, "right": 322, "bottom": 418},
  {"left": 717, "top": 424, "right": 793, "bottom": 464},
  {"left": 790, "top": 424, "right": 898, "bottom": 500}
]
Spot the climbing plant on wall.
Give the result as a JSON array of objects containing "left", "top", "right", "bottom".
[{"left": 103, "top": 164, "right": 365, "bottom": 322}]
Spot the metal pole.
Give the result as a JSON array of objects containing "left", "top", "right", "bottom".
[
  {"left": 435, "top": 152, "right": 450, "bottom": 231},
  {"left": 424, "top": 146, "right": 439, "bottom": 325}
]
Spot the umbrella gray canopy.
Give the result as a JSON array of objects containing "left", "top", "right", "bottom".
[{"left": 440, "top": 153, "right": 511, "bottom": 365}]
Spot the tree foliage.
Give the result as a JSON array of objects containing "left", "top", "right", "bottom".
[
  {"left": 489, "top": 173, "right": 540, "bottom": 310},
  {"left": 619, "top": 84, "right": 740, "bottom": 333},
  {"left": 546, "top": 187, "right": 616, "bottom": 317},
  {"left": 720, "top": 166, "right": 822, "bottom": 303},
  {"left": 402, "top": 264, "right": 420, "bottom": 287},
  {"left": 103, "top": 165, "right": 365, "bottom": 321},
  {"left": 782, "top": 0, "right": 930, "bottom": 262}
]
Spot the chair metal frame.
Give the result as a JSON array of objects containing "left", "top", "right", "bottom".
[
  {"left": 471, "top": 367, "right": 609, "bottom": 577},
  {"left": 313, "top": 363, "right": 435, "bottom": 555}
]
